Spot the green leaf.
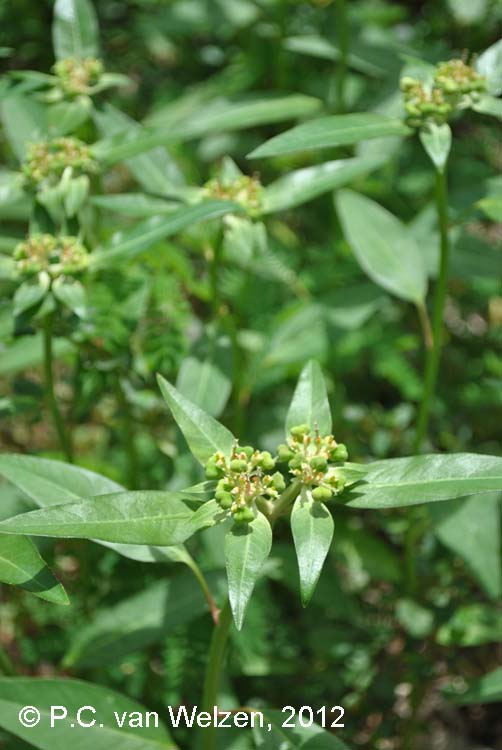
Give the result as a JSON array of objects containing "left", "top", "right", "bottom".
[
  {"left": 52, "top": 0, "right": 99, "bottom": 60},
  {"left": 248, "top": 113, "right": 410, "bottom": 159},
  {"left": 0, "top": 94, "right": 48, "bottom": 160},
  {"left": 90, "top": 201, "right": 239, "bottom": 268},
  {"left": 225, "top": 512, "right": 272, "bottom": 630},
  {"left": 157, "top": 374, "right": 235, "bottom": 464},
  {"left": 262, "top": 156, "right": 384, "bottom": 214},
  {"left": 90, "top": 193, "right": 176, "bottom": 218},
  {"left": 286, "top": 359, "right": 332, "bottom": 436},
  {"left": 0, "top": 491, "right": 213, "bottom": 546},
  {"left": 253, "top": 709, "right": 350, "bottom": 749},
  {"left": 429, "top": 493, "right": 501, "bottom": 599},
  {"left": 336, "top": 189, "right": 427, "bottom": 304},
  {"left": 0, "top": 677, "right": 174, "bottom": 749},
  {"left": 476, "top": 38, "right": 502, "bottom": 95},
  {"left": 436, "top": 604, "right": 502, "bottom": 647},
  {"left": 443, "top": 667, "right": 502, "bottom": 705},
  {"left": 345, "top": 453, "right": 502, "bottom": 509},
  {"left": 13, "top": 277, "right": 49, "bottom": 316},
  {"left": 176, "top": 353, "right": 232, "bottom": 418},
  {"left": 63, "top": 570, "right": 215, "bottom": 667},
  {"left": 290, "top": 488, "right": 334, "bottom": 606},
  {"left": 0, "top": 534, "right": 69, "bottom": 605},
  {"left": 395, "top": 598, "right": 434, "bottom": 638},
  {"left": 471, "top": 93, "right": 502, "bottom": 119},
  {"left": 48, "top": 99, "right": 92, "bottom": 136},
  {"left": 52, "top": 278, "right": 87, "bottom": 318},
  {"left": 419, "top": 122, "right": 452, "bottom": 173},
  {"left": 0, "top": 335, "right": 74, "bottom": 376}
]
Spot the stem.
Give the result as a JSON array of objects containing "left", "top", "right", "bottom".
[
  {"left": 186, "top": 558, "right": 220, "bottom": 625},
  {"left": 116, "top": 378, "right": 139, "bottom": 490},
  {"left": 201, "top": 599, "right": 233, "bottom": 750},
  {"left": 335, "top": 0, "right": 349, "bottom": 113},
  {"left": 413, "top": 167, "right": 450, "bottom": 453},
  {"left": 43, "top": 313, "right": 73, "bottom": 463},
  {"left": 269, "top": 480, "right": 301, "bottom": 524},
  {"left": 416, "top": 303, "right": 433, "bottom": 351},
  {"left": 209, "top": 227, "right": 224, "bottom": 320},
  {"left": 0, "top": 646, "right": 15, "bottom": 676}
]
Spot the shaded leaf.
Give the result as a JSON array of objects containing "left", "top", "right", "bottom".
[
  {"left": 286, "top": 359, "right": 332, "bottom": 436},
  {"left": 0, "top": 534, "right": 68, "bottom": 605},
  {"left": 52, "top": 0, "right": 99, "bottom": 60}
]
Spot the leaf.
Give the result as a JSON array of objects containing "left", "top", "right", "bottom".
[
  {"left": 253, "top": 709, "right": 350, "bottom": 749},
  {"left": 0, "top": 534, "right": 69, "bottom": 605},
  {"left": 0, "top": 94, "right": 48, "bottom": 161},
  {"left": 90, "top": 201, "right": 239, "bottom": 268},
  {"left": 63, "top": 570, "right": 215, "bottom": 667},
  {"left": 157, "top": 374, "right": 235, "bottom": 464},
  {"left": 344, "top": 453, "right": 502, "bottom": 509},
  {"left": 13, "top": 277, "right": 49, "bottom": 316},
  {"left": 90, "top": 193, "right": 176, "bottom": 218},
  {"left": 471, "top": 93, "right": 502, "bottom": 119},
  {"left": 52, "top": 0, "right": 99, "bottom": 60},
  {"left": 443, "top": 667, "right": 502, "bottom": 705},
  {"left": 336, "top": 189, "right": 427, "bottom": 304},
  {"left": 286, "top": 360, "right": 332, "bottom": 436},
  {"left": 176, "top": 353, "right": 232, "bottom": 418},
  {"left": 0, "top": 335, "right": 74, "bottom": 376},
  {"left": 476, "top": 38, "right": 502, "bottom": 95},
  {"left": 0, "top": 677, "right": 174, "bottom": 749},
  {"left": 419, "top": 122, "right": 452, "bottom": 173},
  {"left": 429, "top": 493, "right": 501, "bottom": 599},
  {"left": 395, "top": 598, "right": 434, "bottom": 638},
  {"left": 290, "top": 488, "right": 334, "bottom": 606},
  {"left": 0, "top": 491, "right": 213, "bottom": 546},
  {"left": 248, "top": 113, "right": 410, "bottom": 159},
  {"left": 262, "top": 156, "right": 384, "bottom": 214},
  {"left": 52, "top": 278, "right": 87, "bottom": 318},
  {"left": 225, "top": 512, "right": 272, "bottom": 629},
  {"left": 436, "top": 604, "right": 502, "bottom": 647}
]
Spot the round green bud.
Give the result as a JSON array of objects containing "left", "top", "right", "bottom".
[
  {"left": 215, "top": 491, "right": 233, "bottom": 509},
  {"left": 240, "top": 445, "right": 255, "bottom": 459},
  {"left": 277, "top": 444, "right": 295, "bottom": 462},
  {"left": 230, "top": 458, "right": 248, "bottom": 473},
  {"left": 288, "top": 455, "right": 304, "bottom": 470},
  {"left": 310, "top": 456, "right": 328, "bottom": 472},
  {"left": 259, "top": 451, "right": 275, "bottom": 471},
  {"left": 312, "top": 486, "right": 333, "bottom": 502},
  {"left": 271, "top": 472, "right": 286, "bottom": 492},
  {"left": 234, "top": 507, "right": 255, "bottom": 523},
  {"left": 290, "top": 424, "right": 311, "bottom": 438},
  {"left": 331, "top": 444, "right": 348, "bottom": 462},
  {"left": 217, "top": 478, "right": 232, "bottom": 492},
  {"left": 205, "top": 461, "right": 222, "bottom": 479}
]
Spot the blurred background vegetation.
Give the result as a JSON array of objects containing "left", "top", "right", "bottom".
[{"left": 0, "top": 1, "right": 501, "bottom": 749}]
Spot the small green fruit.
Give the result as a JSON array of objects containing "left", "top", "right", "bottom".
[
  {"left": 312, "top": 486, "right": 333, "bottom": 502},
  {"left": 240, "top": 445, "right": 255, "bottom": 459},
  {"left": 310, "top": 456, "right": 327, "bottom": 471},
  {"left": 234, "top": 507, "right": 255, "bottom": 523},
  {"left": 331, "top": 444, "right": 348, "bottom": 462},
  {"left": 259, "top": 451, "right": 275, "bottom": 471},
  {"left": 272, "top": 472, "right": 286, "bottom": 492},
  {"left": 290, "top": 423, "right": 310, "bottom": 438},
  {"left": 230, "top": 458, "right": 248, "bottom": 472},
  {"left": 205, "top": 461, "right": 222, "bottom": 479},
  {"left": 288, "top": 455, "right": 303, "bottom": 470},
  {"left": 277, "top": 444, "right": 294, "bottom": 462}
]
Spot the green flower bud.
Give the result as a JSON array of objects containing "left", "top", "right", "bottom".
[
  {"left": 310, "top": 456, "right": 328, "bottom": 472},
  {"left": 277, "top": 444, "right": 295, "bottom": 462},
  {"left": 217, "top": 478, "right": 232, "bottom": 492},
  {"left": 331, "top": 444, "right": 348, "bottom": 462},
  {"left": 205, "top": 459, "right": 222, "bottom": 479},
  {"left": 271, "top": 472, "right": 286, "bottom": 492},
  {"left": 240, "top": 445, "right": 255, "bottom": 459},
  {"left": 215, "top": 490, "right": 233, "bottom": 509},
  {"left": 233, "top": 507, "right": 255, "bottom": 523},
  {"left": 312, "top": 486, "right": 333, "bottom": 502},
  {"left": 230, "top": 458, "right": 248, "bottom": 473},
  {"left": 288, "top": 455, "right": 304, "bottom": 470},
  {"left": 290, "top": 423, "right": 311, "bottom": 438},
  {"left": 259, "top": 451, "right": 275, "bottom": 471}
]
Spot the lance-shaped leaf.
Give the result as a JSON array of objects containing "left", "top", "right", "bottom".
[
  {"left": 0, "top": 677, "right": 175, "bottom": 750},
  {"left": 0, "top": 534, "right": 69, "bottom": 605},
  {"left": 248, "top": 113, "right": 410, "bottom": 159},
  {"left": 290, "top": 488, "right": 334, "bottom": 606},
  {"left": 253, "top": 709, "right": 350, "bottom": 749},
  {"left": 157, "top": 374, "right": 235, "bottom": 464},
  {"left": 0, "top": 491, "right": 215, "bottom": 546},
  {"left": 336, "top": 189, "right": 427, "bottom": 305},
  {"left": 89, "top": 201, "right": 238, "bottom": 268},
  {"left": 476, "top": 38, "right": 502, "bottom": 96},
  {"left": 344, "top": 453, "right": 502, "bottom": 509},
  {"left": 0, "top": 94, "right": 48, "bottom": 161},
  {"left": 286, "top": 359, "right": 332, "bottom": 436},
  {"left": 262, "top": 155, "right": 384, "bottom": 214},
  {"left": 225, "top": 512, "right": 272, "bottom": 630},
  {"left": 52, "top": 0, "right": 99, "bottom": 60},
  {"left": 419, "top": 122, "right": 451, "bottom": 173}
]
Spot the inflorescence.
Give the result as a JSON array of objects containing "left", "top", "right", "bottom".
[
  {"left": 401, "top": 58, "right": 486, "bottom": 128},
  {"left": 206, "top": 425, "right": 349, "bottom": 524},
  {"left": 52, "top": 57, "right": 104, "bottom": 96},
  {"left": 203, "top": 174, "right": 263, "bottom": 215},
  {"left": 22, "top": 137, "right": 98, "bottom": 187},
  {"left": 14, "top": 234, "right": 89, "bottom": 278}
]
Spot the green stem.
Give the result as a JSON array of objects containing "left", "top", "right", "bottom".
[
  {"left": 186, "top": 558, "right": 220, "bottom": 625},
  {"left": 270, "top": 480, "right": 301, "bottom": 524},
  {"left": 43, "top": 313, "right": 73, "bottom": 463},
  {"left": 335, "top": 0, "right": 349, "bottom": 113},
  {"left": 0, "top": 646, "right": 15, "bottom": 676},
  {"left": 201, "top": 599, "right": 233, "bottom": 750},
  {"left": 413, "top": 167, "right": 450, "bottom": 453},
  {"left": 209, "top": 227, "right": 224, "bottom": 320},
  {"left": 116, "top": 377, "right": 139, "bottom": 489}
]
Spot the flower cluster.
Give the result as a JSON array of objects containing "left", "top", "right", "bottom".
[
  {"left": 277, "top": 424, "right": 348, "bottom": 502},
  {"left": 52, "top": 57, "right": 104, "bottom": 96},
  {"left": 22, "top": 137, "right": 98, "bottom": 186},
  {"left": 401, "top": 58, "right": 486, "bottom": 128},
  {"left": 206, "top": 443, "right": 284, "bottom": 523},
  {"left": 203, "top": 174, "right": 263, "bottom": 215},
  {"left": 14, "top": 234, "right": 89, "bottom": 277}
]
